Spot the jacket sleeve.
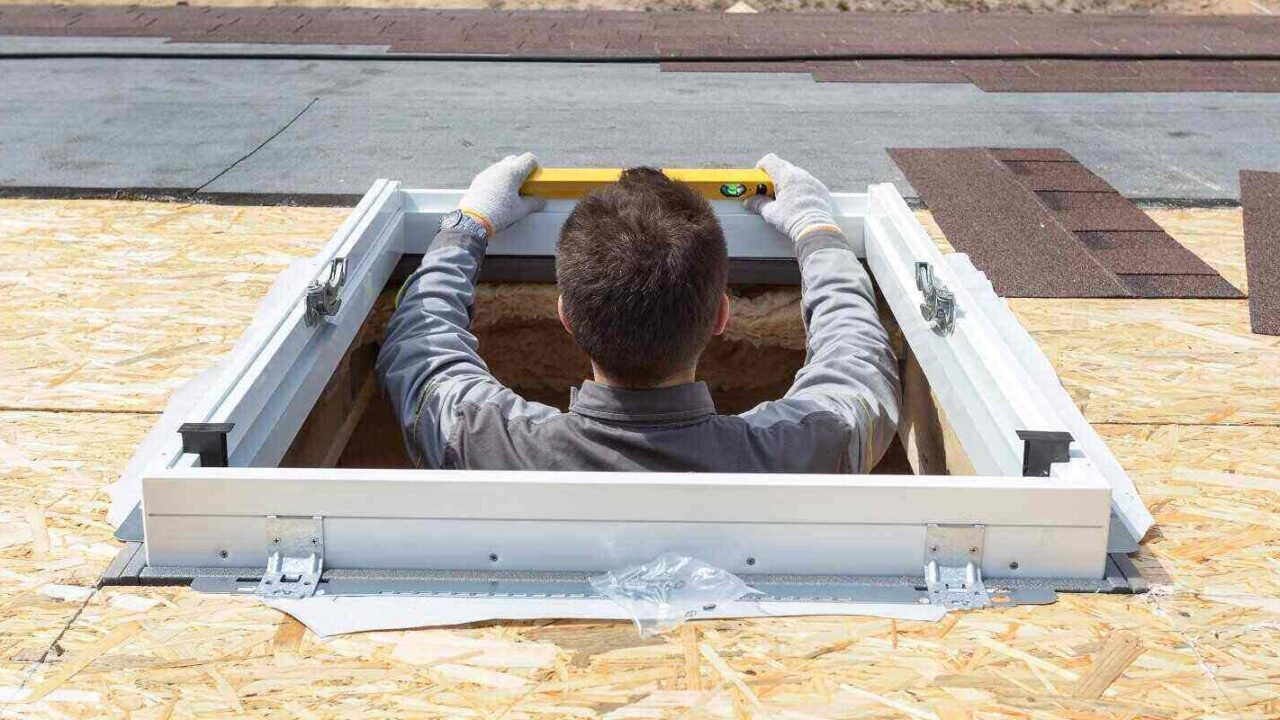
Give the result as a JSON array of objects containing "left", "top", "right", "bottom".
[
  {"left": 375, "top": 229, "right": 557, "bottom": 468},
  {"left": 744, "top": 230, "right": 902, "bottom": 472}
]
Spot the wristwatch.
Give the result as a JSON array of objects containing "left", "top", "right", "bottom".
[{"left": 439, "top": 209, "right": 490, "bottom": 242}]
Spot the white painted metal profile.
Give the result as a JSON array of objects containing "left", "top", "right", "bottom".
[{"left": 130, "top": 180, "right": 1148, "bottom": 601}]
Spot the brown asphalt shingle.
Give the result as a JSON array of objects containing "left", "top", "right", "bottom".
[
  {"left": 1117, "top": 274, "right": 1245, "bottom": 298},
  {"left": 1035, "top": 191, "right": 1167, "bottom": 233},
  {"left": 3, "top": 7, "right": 1280, "bottom": 61},
  {"left": 808, "top": 60, "right": 968, "bottom": 84},
  {"left": 1004, "top": 161, "right": 1115, "bottom": 193},
  {"left": 1076, "top": 232, "right": 1221, "bottom": 276},
  {"left": 1241, "top": 170, "right": 1280, "bottom": 336},
  {"left": 890, "top": 147, "right": 1243, "bottom": 299},
  {"left": 887, "top": 148, "right": 1127, "bottom": 298}
]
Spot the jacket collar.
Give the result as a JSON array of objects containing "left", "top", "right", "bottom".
[{"left": 569, "top": 380, "right": 717, "bottom": 424}]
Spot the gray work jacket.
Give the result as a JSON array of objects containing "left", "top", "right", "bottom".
[{"left": 377, "top": 228, "right": 902, "bottom": 473}]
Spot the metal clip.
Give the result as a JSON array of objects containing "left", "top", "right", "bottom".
[
  {"left": 924, "top": 524, "right": 991, "bottom": 609},
  {"left": 257, "top": 516, "right": 324, "bottom": 599},
  {"left": 304, "top": 257, "right": 346, "bottom": 327},
  {"left": 915, "top": 262, "right": 956, "bottom": 335}
]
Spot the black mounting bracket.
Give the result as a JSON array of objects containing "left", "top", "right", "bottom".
[
  {"left": 178, "top": 422, "right": 235, "bottom": 468},
  {"left": 1016, "top": 430, "right": 1073, "bottom": 477}
]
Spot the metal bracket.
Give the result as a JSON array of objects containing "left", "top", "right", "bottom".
[
  {"left": 257, "top": 516, "right": 324, "bottom": 599},
  {"left": 1017, "top": 430, "right": 1074, "bottom": 477},
  {"left": 304, "top": 257, "right": 347, "bottom": 327},
  {"left": 915, "top": 262, "right": 956, "bottom": 335},
  {"left": 924, "top": 524, "right": 991, "bottom": 609},
  {"left": 178, "top": 422, "right": 234, "bottom": 467}
]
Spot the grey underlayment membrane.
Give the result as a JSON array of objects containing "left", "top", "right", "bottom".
[
  {"left": 1241, "top": 171, "right": 1280, "bottom": 336},
  {"left": 888, "top": 147, "right": 1242, "bottom": 299}
]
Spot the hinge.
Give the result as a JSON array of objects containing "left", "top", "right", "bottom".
[
  {"left": 304, "top": 257, "right": 347, "bottom": 327},
  {"left": 924, "top": 524, "right": 991, "bottom": 609},
  {"left": 1016, "top": 430, "right": 1074, "bottom": 477},
  {"left": 915, "top": 262, "right": 956, "bottom": 335},
  {"left": 257, "top": 515, "right": 324, "bottom": 599}
]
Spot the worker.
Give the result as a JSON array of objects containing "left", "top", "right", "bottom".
[{"left": 377, "top": 153, "right": 901, "bottom": 472}]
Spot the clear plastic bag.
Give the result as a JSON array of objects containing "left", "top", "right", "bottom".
[{"left": 590, "top": 554, "right": 762, "bottom": 637}]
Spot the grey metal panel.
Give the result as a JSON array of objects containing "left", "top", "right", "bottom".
[
  {"left": 142, "top": 515, "right": 1107, "bottom": 578},
  {"left": 100, "top": 541, "right": 144, "bottom": 585},
  {"left": 112, "top": 503, "right": 143, "bottom": 542}
]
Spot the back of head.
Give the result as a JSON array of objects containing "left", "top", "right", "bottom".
[{"left": 556, "top": 167, "right": 729, "bottom": 387}]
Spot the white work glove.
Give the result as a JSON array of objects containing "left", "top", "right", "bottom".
[
  {"left": 745, "top": 154, "right": 840, "bottom": 243},
  {"left": 459, "top": 152, "right": 546, "bottom": 236}
]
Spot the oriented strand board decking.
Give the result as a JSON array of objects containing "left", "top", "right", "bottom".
[{"left": 1, "top": 199, "right": 1278, "bottom": 718}]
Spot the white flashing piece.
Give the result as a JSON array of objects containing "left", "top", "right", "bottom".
[
  {"left": 144, "top": 467, "right": 1109, "bottom": 578},
  {"left": 133, "top": 180, "right": 1147, "bottom": 589}
]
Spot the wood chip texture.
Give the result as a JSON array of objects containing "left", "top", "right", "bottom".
[{"left": 2, "top": 199, "right": 1279, "bottom": 719}]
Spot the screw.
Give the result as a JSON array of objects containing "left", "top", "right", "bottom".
[
  {"left": 746, "top": 557, "right": 756, "bottom": 566},
  {"left": 489, "top": 553, "right": 499, "bottom": 563},
  {"left": 219, "top": 550, "right": 229, "bottom": 559},
  {"left": 969, "top": 546, "right": 980, "bottom": 554},
  {"left": 273, "top": 537, "right": 281, "bottom": 544},
  {"left": 929, "top": 545, "right": 939, "bottom": 553},
  {"left": 1009, "top": 561, "right": 1020, "bottom": 570},
  {"left": 311, "top": 538, "right": 318, "bottom": 545}
]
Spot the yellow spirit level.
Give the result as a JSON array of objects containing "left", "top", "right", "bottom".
[{"left": 520, "top": 168, "right": 774, "bottom": 200}]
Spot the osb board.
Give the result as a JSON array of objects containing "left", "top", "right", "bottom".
[
  {"left": 0, "top": 200, "right": 344, "bottom": 413},
  {"left": 917, "top": 208, "right": 1280, "bottom": 426},
  {"left": 0, "top": 411, "right": 155, "bottom": 693},
  {"left": 0, "top": 199, "right": 1277, "bottom": 717}
]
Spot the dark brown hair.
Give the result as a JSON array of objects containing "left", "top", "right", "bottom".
[{"left": 556, "top": 167, "right": 728, "bottom": 386}]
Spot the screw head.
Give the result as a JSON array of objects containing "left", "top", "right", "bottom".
[
  {"left": 488, "top": 553, "right": 499, "bottom": 563},
  {"left": 273, "top": 537, "right": 281, "bottom": 544},
  {"left": 929, "top": 545, "right": 940, "bottom": 553},
  {"left": 218, "top": 550, "right": 229, "bottom": 559},
  {"left": 1009, "top": 561, "right": 1020, "bottom": 570},
  {"left": 969, "top": 546, "right": 980, "bottom": 554},
  {"left": 746, "top": 557, "right": 756, "bottom": 566}
]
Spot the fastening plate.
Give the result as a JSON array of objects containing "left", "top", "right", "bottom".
[
  {"left": 257, "top": 515, "right": 324, "bottom": 599},
  {"left": 924, "top": 523, "right": 991, "bottom": 609},
  {"left": 915, "top": 262, "right": 956, "bottom": 335}
]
